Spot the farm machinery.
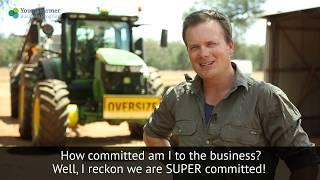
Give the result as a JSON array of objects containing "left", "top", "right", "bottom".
[{"left": 10, "top": 8, "right": 167, "bottom": 146}]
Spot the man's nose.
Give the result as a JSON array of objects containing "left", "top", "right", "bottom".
[{"left": 199, "top": 47, "right": 210, "bottom": 58}]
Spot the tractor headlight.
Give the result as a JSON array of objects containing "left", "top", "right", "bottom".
[
  {"left": 105, "top": 64, "right": 125, "bottom": 72},
  {"left": 130, "top": 66, "right": 143, "bottom": 72},
  {"left": 123, "top": 77, "right": 131, "bottom": 84},
  {"left": 105, "top": 64, "right": 142, "bottom": 73}
]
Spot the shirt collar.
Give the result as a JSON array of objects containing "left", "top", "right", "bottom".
[
  {"left": 232, "top": 62, "right": 249, "bottom": 91},
  {"left": 190, "top": 62, "right": 250, "bottom": 95}
]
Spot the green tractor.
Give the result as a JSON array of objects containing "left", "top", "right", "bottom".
[{"left": 10, "top": 8, "right": 167, "bottom": 146}]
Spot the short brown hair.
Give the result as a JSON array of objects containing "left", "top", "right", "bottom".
[{"left": 182, "top": 9, "right": 232, "bottom": 45}]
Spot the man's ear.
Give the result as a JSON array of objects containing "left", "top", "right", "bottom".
[{"left": 228, "top": 40, "right": 235, "bottom": 55}]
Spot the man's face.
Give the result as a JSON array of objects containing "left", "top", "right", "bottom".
[{"left": 185, "top": 20, "right": 234, "bottom": 80}]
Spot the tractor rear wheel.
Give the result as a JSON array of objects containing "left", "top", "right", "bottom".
[
  {"left": 18, "top": 64, "right": 38, "bottom": 139},
  {"left": 32, "top": 79, "right": 70, "bottom": 146},
  {"left": 10, "top": 75, "right": 19, "bottom": 118}
]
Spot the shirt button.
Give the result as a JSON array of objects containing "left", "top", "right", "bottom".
[
  {"left": 206, "top": 140, "right": 210, "bottom": 145},
  {"left": 250, "top": 130, "right": 258, "bottom": 135}
]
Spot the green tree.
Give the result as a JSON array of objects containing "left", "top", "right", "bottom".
[
  {"left": 0, "top": 34, "right": 21, "bottom": 66},
  {"left": 234, "top": 43, "right": 264, "bottom": 71},
  {"left": 185, "top": 0, "right": 265, "bottom": 41},
  {"left": 144, "top": 39, "right": 191, "bottom": 70}
]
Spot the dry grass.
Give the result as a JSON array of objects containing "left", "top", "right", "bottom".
[{"left": 0, "top": 67, "right": 9, "bottom": 80}]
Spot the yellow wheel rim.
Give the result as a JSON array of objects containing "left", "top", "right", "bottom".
[
  {"left": 32, "top": 96, "right": 40, "bottom": 137},
  {"left": 67, "top": 104, "right": 79, "bottom": 128},
  {"left": 18, "top": 84, "right": 25, "bottom": 123}
]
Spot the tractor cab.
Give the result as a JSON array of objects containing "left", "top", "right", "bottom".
[
  {"left": 60, "top": 13, "right": 147, "bottom": 107},
  {"left": 60, "top": 13, "right": 137, "bottom": 79}
]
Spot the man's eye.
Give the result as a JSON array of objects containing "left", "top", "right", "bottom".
[
  {"left": 208, "top": 42, "right": 217, "bottom": 46},
  {"left": 190, "top": 46, "right": 199, "bottom": 50}
]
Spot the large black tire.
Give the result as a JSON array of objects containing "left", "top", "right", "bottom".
[
  {"left": 128, "top": 122, "right": 144, "bottom": 139},
  {"left": 31, "top": 80, "right": 70, "bottom": 146},
  {"left": 147, "top": 66, "right": 164, "bottom": 96},
  {"left": 128, "top": 67, "right": 164, "bottom": 139},
  {"left": 18, "top": 64, "right": 38, "bottom": 139},
  {"left": 10, "top": 75, "right": 19, "bottom": 118}
]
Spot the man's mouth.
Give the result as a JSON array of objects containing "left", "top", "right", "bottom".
[{"left": 200, "top": 61, "right": 214, "bottom": 67}]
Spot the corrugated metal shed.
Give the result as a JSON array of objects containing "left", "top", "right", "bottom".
[{"left": 263, "top": 7, "right": 320, "bottom": 136}]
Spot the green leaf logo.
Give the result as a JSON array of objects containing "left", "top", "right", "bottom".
[{"left": 8, "top": 8, "right": 19, "bottom": 19}]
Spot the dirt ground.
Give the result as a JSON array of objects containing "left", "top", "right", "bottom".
[
  {"left": 0, "top": 68, "right": 266, "bottom": 147},
  {"left": 0, "top": 67, "right": 144, "bottom": 147}
]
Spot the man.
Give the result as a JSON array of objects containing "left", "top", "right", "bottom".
[
  {"left": 143, "top": 9, "right": 318, "bottom": 179},
  {"left": 144, "top": 9, "right": 313, "bottom": 147}
]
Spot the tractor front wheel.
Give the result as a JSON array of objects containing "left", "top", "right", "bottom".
[
  {"left": 128, "top": 122, "right": 144, "bottom": 139},
  {"left": 32, "top": 79, "right": 70, "bottom": 146},
  {"left": 147, "top": 66, "right": 164, "bottom": 96}
]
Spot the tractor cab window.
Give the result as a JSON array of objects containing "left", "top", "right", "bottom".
[
  {"left": 76, "top": 20, "right": 130, "bottom": 51},
  {"left": 67, "top": 19, "right": 130, "bottom": 79}
]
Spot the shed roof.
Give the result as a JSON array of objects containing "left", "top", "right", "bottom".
[{"left": 261, "top": 6, "right": 320, "bottom": 18}]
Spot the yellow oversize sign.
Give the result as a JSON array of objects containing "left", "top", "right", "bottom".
[{"left": 103, "top": 95, "right": 161, "bottom": 119}]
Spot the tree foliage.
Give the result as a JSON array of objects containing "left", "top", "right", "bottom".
[
  {"left": 234, "top": 42, "right": 264, "bottom": 70},
  {"left": 144, "top": 39, "right": 191, "bottom": 70},
  {"left": 185, "top": 0, "right": 265, "bottom": 41},
  {"left": 0, "top": 34, "right": 21, "bottom": 66},
  {"left": 143, "top": 39, "right": 264, "bottom": 71},
  {"left": 0, "top": 36, "right": 264, "bottom": 70}
]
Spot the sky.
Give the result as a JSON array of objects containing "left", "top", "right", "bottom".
[{"left": 1, "top": 0, "right": 320, "bottom": 44}]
